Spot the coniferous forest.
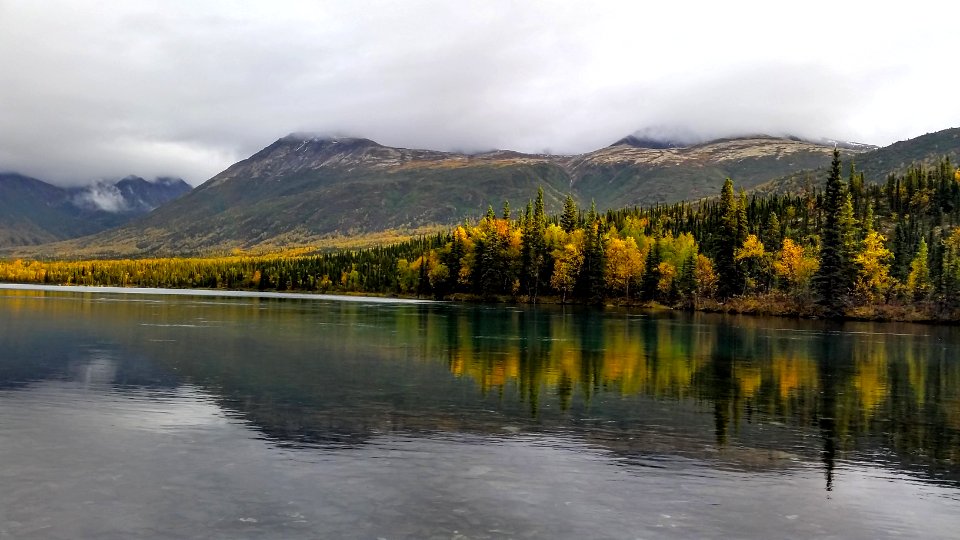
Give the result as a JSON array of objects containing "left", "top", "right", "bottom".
[{"left": 3, "top": 151, "right": 960, "bottom": 321}]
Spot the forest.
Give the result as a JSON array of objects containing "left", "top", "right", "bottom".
[{"left": 2, "top": 150, "right": 960, "bottom": 321}]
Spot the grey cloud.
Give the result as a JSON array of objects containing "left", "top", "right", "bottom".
[{"left": 1, "top": 1, "right": 958, "bottom": 187}]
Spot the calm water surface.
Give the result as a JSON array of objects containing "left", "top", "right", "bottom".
[{"left": 1, "top": 285, "right": 958, "bottom": 539}]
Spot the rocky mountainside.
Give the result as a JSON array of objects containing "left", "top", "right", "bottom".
[
  {"left": 567, "top": 135, "right": 862, "bottom": 209},
  {"left": 48, "top": 133, "right": 866, "bottom": 255},
  {"left": 0, "top": 173, "right": 190, "bottom": 247}
]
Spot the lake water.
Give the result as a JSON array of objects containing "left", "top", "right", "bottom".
[{"left": 1, "top": 285, "right": 958, "bottom": 539}]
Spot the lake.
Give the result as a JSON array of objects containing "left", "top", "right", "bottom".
[{"left": 1, "top": 285, "right": 958, "bottom": 539}]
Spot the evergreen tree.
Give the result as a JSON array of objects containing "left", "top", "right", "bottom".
[
  {"left": 520, "top": 201, "right": 534, "bottom": 293},
  {"left": 475, "top": 224, "right": 509, "bottom": 297},
  {"left": 678, "top": 252, "right": 698, "bottom": 302},
  {"left": 764, "top": 211, "right": 782, "bottom": 251},
  {"left": 577, "top": 202, "right": 605, "bottom": 303},
  {"left": 839, "top": 191, "right": 859, "bottom": 285},
  {"left": 521, "top": 188, "right": 547, "bottom": 301},
  {"left": 849, "top": 161, "right": 865, "bottom": 217},
  {"left": 416, "top": 253, "right": 429, "bottom": 297},
  {"left": 942, "top": 228, "right": 960, "bottom": 309},
  {"left": 863, "top": 202, "right": 875, "bottom": 234},
  {"left": 642, "top": 237, "right": 662, "bottom": 300},
  {"left": 814, "top": 149, "right": 856, "bottom": 316},
  {"left": 892, "top": 218, "right": 913, "bottom": 280},
  {"left": 737, "top": 190, "right": 749, "bottom": 246},
  {"left": 561, "top": 194, "right": 579, "bottom": 233},
  {"left": 716, "top": 179, "right": 741, "bottom": 298},
  {"left": 907, "top": 238, "right": 932, "bottom": 301}
]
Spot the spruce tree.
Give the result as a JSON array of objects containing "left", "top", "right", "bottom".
[
  {"left": 839, "top": 191, "right": 859, "bottom": 285},
  {"left": 737, "top": 190, "right": 749, "bottom": 246},
  {"left": 642, "top": 237, "right": 662, "bottom": 300},
  {"left": 561, "top": 194, "right": 579, "bottom": 233},
  {"left": 678, "top": 252, "right": 698, "bottom": 301},
  {"left": 942, "top": 229, "right": 960, "bottom": 309},
  {"left": 764, "top": 211, "right": 782, "bottom": 251},
  {"left": 521, "top": 188, "right": 547, "bottom": 301},
  {"left": 716, "top": 178, "right": 741, "bottom": 298},
  {"left": 814, "top": 148, "right": 856, "bottom": 316},
  {"left": 577, "top": 201, "right": 605, "bottom": 303},
  {"left": 520, "top": 201, "right": 533, "bottom": 294}
]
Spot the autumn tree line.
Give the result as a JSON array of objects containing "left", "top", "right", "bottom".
[
  {"left": 2, "top": 150, "right": 960, "bottom": 319},
  {"left": 388, "top": 150, "right": 960, "bottom": 318}
]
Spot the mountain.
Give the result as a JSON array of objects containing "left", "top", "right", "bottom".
[
  {"left": 70, "top": 176, "right": 192, "bottom": 215},
  {"left": 46, "top": 133, "right": 866, "bottom": 256},
  {"left": 754, "top": 127, "right": 960, "bottom": 195},
  {"left": 52, "top": 136, "right": 571, "bottom": 255},
  {"left": 0, "top": 173, "right": 190, "bottom": 247},
  {"left": 16, "top": 127, "right": 958, "bottom": 257}
]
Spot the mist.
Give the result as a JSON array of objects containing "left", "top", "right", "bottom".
[{"left": 71, "top": 183, "right": 130, "bottom": 213}]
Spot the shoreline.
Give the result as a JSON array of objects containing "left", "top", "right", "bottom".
[
  {"left": 0, "top": 283, "right": 435, "bottom": 304},
  {"left": 3, "top": 282, "right": 954, "bottom": 325}
]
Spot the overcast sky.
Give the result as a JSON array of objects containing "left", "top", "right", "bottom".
[{"left": 1, "top": 0, "right": 958, "bottom": 186}]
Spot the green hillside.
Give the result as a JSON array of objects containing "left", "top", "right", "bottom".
[{"left": 754, "top": 128, "right": 960, "bottom": 195}]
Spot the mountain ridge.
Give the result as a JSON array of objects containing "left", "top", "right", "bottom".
[
  {"left": 27, "top": 133, "right": 859, "bottom": 256},
  {"left": 9, "top": 127, "right": 959, "bottom": 257}
]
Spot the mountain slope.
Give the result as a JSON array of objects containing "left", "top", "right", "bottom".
[
  {"left": 0, "top": 173, "right": 190, "bottom": 247},
  {"left": 89, "top": 136, "right": 571, "bottom": 253},
  {"left": 48, "top": 133, "right": 869, "bottom": 255},
  {"left": 567, "top": 136, "right": 860, "bottom": 208},
  {"left": 754, "top": 127, "right": 960, "bottom": 195},
  {"left": 0, "top": 173, "right": 93, "bottom": 246}
]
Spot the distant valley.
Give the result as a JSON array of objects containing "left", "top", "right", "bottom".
[{"left": 0, "top": 174, "right": 190, "bottom": 247}]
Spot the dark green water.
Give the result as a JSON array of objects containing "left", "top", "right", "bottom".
[{"left": 1, "top": 285, "right": 959, "bottom": 539}]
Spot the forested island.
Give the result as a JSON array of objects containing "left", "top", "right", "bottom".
[{"left": 3, "top": 151, "right": 960, "bottom": 321}]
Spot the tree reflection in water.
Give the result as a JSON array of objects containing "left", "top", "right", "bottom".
[{"left": 2, "top": 289, "right": 959, "bottom": 491}]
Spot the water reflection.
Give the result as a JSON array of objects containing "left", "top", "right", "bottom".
[{"left": 2, "top": 288, "right": 959, "bottom": 492}]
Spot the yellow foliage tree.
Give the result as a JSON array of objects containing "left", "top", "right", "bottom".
[
  {"left": 735, "top": 234, "right": 765, "bottom": 260},
  {"left": 658, "top": 232, "right": 697, "bottom": 269},
  {"left": 772, "top": 238, "right": 819, "bottom": 295},
  {"left": 318, "top": 274, "right": 332, "bottom": 291},
  {"left": 605, "top": 235, "right": 643, "bottom": 297},
  {"left": 694, "top": 254, "right": 718, "bottom": 299},
  {"left": 854, "top": 231, "right": 894, "bottom": 301},
  {"left": 735, "top": 233, "right": 769, "bottom": 293},
  {"left": 550, "top": 231, "right": 584, "bottom": 302},
  {"left": 620, "top": 216, "right": 649, "bottom": 244},
  {"left": 657, "top": 261, "right": 677, "bottom": 295}
]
